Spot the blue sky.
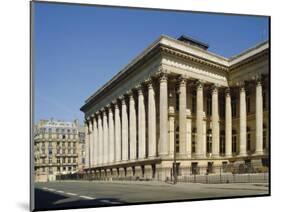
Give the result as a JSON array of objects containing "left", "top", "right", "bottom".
[{"left": 34, "top": 2, "right": 269, "bottom": 124}]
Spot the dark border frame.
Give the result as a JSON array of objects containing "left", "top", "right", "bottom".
[{"left": 30, "top": 1, "right": 271, "bottom": 211}]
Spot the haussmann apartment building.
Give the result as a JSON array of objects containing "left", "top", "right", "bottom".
[{"left": 34, "top": 119, "right": 85, "bottom": 182}]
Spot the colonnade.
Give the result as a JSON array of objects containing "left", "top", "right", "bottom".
[{"left": 84, "top": 74, "right": 265, "bottom": 169}]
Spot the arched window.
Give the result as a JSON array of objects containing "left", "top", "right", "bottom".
[
  {"left": 192, "top": 128, "right": 196, "bottom": 153},
  {"left": 206, "top": 129, "right": 212, "bottom": 154},
  {"left": 175, "top": 126, "right": 179, "bottom": 153},
  {"left": 232, "top": 130, "right": 237, "bottom": 154},
  {"left": 220, "top": 130, "right": 225, "bottom": 155},
  {"left": 247, "top": 127, "right": 251, "bottom": 152}
]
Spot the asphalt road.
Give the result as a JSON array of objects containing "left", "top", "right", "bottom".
[{"left": 34, "top": 181, "right": 269, "bottom": 210}]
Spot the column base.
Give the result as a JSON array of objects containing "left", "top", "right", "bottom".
[
  {"left": 253, "top": 151, "right": 264, "bottom": 156},
  {"left": 238, "top": 152, "right": 248, "bottom": 157}
]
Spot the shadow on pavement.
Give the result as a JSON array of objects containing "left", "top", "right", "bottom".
[{"left": 35, "top": 188, "right": 126, "bottom": 211}]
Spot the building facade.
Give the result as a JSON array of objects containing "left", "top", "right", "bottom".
[
  {"left": 80, "top": 35, "right": 269, "bottom": 181},
  {"left": 34, "top": 119, "right": 85, "bottom": 182}
]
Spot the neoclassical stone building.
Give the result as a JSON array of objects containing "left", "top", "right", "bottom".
[{"left": 80, "top": 35, "right": 269, "bottom": 180}]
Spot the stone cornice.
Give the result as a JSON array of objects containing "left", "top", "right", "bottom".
[
  {"left": 159, "top": 45, "right": 229, "bottom": 72},
  {"left": 229, "top": 49, "right": 268, "bottom": 72}
]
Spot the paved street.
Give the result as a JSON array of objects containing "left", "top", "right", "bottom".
[{"left": 35, "top": 181, "right": 269, "bottom": 210}]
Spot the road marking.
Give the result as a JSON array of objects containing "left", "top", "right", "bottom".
[
  {"left": 101, "top": 200, "right": 121, "bottom": 204},
  {"left": 42, "top": 187, "right": 48, "bottom": 190},
  {"left": 80, "top": 195, "right": 95, "bottom": 200},
  {"left": 47, "top": 188, "right": 55, "bottom": 191},
  {"left": 66, "top": 192, "right": 77, "bottom": 196},
  {"left": 57, "top": 190, "right": 65, "bottom": 194}
]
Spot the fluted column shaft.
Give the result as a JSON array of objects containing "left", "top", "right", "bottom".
[
  {"left": 97, "top": 113, "right": 103, "bottom": 165},
  {"left": 179, "top": 77, "right": 187, "bottom": 157},
  {"left": 159, "top": 74, "right": 168, "bottom": 156},
  {"left": 239, "top": 85, "right": 247, "bottom": 156},
  {"left": 88, "top": 120, "right": 94, "bottom": 166},
  {"left": 225, "top": 89, "right": 232, "bottom": 157},
  {"left": 138, "top": 87, "right": 146, "bottom": 159},
  {"left": 93, "top": 117, "right": 98, "bottom": 166},
  {"left": 196, "top": 81, "right": 204, "bottom": 158},
  {"left": 212, "top": 86, "right": 220, "bottom": 157},
  {"left": 148, "top": 81, "right": 157, "bottom": 158},
  {"left": 103, "top": 110, "right": 108, "bottom": 164},
  {"left": 255, "top": 79, "right": 263, "bottom": 154},
  {"left": 108, "top": 107, "right": 115, "bottom": 163},
  {"left": 121, "top": 98, "right": 129, "bottom": 161},
  {"left": 129, "top": 93, "right": 137, "bottom": 160},
  {"left": 114, "top": 103, "right": 121, "bottom": 162}
]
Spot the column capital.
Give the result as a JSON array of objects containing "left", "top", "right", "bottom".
[
  {"left": 254, "top": 75, "right": 263, "bottom": 86},
  {"left": 126, "top": 89, "right": 133, "bottom": 96},
  {"left": 225, "top": 87, "right": 231, "bottom": 96},
  {"left": 177, "top": 76, "right": 187, "bottom": 87},
  {"left": 160, "top": 73, "right": 168, "bottom": 82},
  {"left": 100, "top": 107, "right": 106, "bottom": 113},
  {"left": 196, "top": 80, "right": 204, "bottom": 89},
  {"left": 236, "top": 81, "right": 246, "bottom": 91},
  {"left": 144, "top": 77, "right": 155, "bottom": 88},
  {"left": 119, "top": 94, "right": 126, "bottom": 102},
  {"left": 112, "top": 99, "right": 118, "bottom": 105},
  {"left": 136, "top": 84, "right": 143, "bottom": 94},
  {"left": 211, "top": 84, "right": 220, "bottom": 94},
  {"left": 108, "top": 106, "right": 114, "bottom": 114},
  {"left": 96, "top": 110, "right": 103, "bottom": 117}
]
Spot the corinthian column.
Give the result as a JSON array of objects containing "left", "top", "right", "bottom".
[
  {"left": 93, "top": 116, "right": 98, "bottom": 166},
  {"left": 159, "top": 73, "right": 168, "bottom": 156},
  {"left": 212, "top": 85, "right": 220, "bottom": 157},
  {"left": 97, "top": 112, "right": 103, "bottom": 165},
  {"left": 121, "top": 96, "right": 129, "bottom": 161},
  {"left": 108, "top": 106, "right": 115, "bottom": 163},
  {"left": 114, "top": 101, "right": 121, "bottom": 162},
  {"left": 88, "top": 118, "right": 93, "bottom": 166},
  {"left": 137, "top": 85, "right": 146, "bottom": 159},
  {"left": 255, "top": 78, "right": 263, "bottom": 155},
  {"left": 239, "top": 83, "right": 247, "bottom": 156},
  {"left": 148, "top": 79, "right": 156, "bottom": 158},
  {"left": 129, "top": 91, "right": 137, "bottom": 160},
  {"left": 102, "top": 109, "right": 108, "bottom": 164},
  {"left": 225, "top": 88, "right": 232, "bottom": 157},
  {"left": 196, "top": 80, "right": 204, "bottom": 158},
  {"left": 178, "top": 77, "right": 187, "bottom": 157}
]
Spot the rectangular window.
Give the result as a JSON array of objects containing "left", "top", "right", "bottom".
[{"left": 191, "top": 162, "right": 198, "bottom": 175}]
